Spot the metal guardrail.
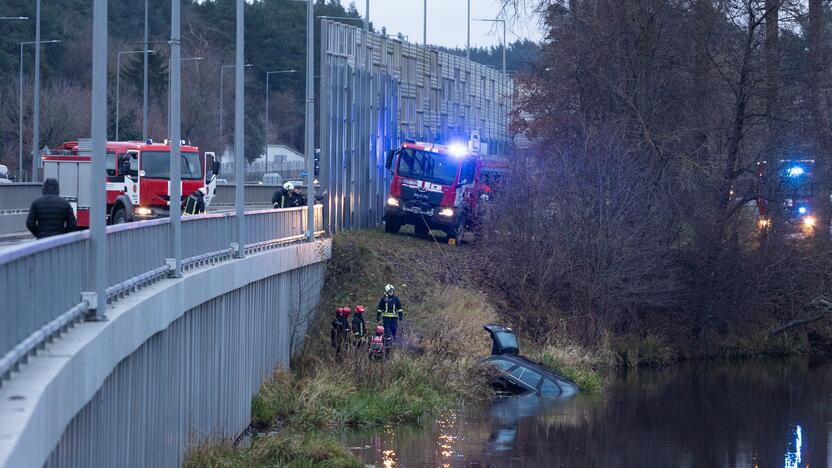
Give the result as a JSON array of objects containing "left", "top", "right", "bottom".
[
  {"left": 0, "top": 205, "right": 323, "bottom": 382},
  {"left": 0, "top": 183, "right": 279, "bottom": 213},
  {"left": 0, "top": 183, "right": 43, "bottom": 211}
]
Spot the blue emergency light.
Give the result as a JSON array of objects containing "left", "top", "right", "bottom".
[{"left": 787, "top": 166, "right": 805, "bottom": 177}]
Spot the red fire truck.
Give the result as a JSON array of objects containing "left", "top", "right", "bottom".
[
  {"left": 42, "top": 139, "right": 219, "bottom": 227},
  {"left": 384, "top": 140, "right": 485, "bottom": 242}
]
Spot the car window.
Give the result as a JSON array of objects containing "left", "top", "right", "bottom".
[
  {"left": 540, "top": 378, "right": 561, "bottom": 397},
  {"left": 106, "top": 152, "right": 116, "bottom": 176},
  {"left": 489, "top": 359, "right": 516, "bottom": 372},
  {"left": 514, "top": 367, "right": 542, "bottom": 390}
]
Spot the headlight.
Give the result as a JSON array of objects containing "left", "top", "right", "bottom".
[
  {"left": 134, "top": 206, "right": 153, "bottom": 216},
  {"left": 439, "top": 207, "right": 454, "bottom": 217},
  {"left": 387, "top": 197, "right": 400, "bottom": 207},
  {"left": 804, "top": 216, "right": 817, "bottom": 227},
  {"left": 757, "top": 218, "right": 770, "bottom": 229}
]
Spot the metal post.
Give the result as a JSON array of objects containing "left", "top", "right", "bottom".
[
  {"left": 32, "top": 0, "right": 41, "bottom": 181},
  {"left": 502, "top": 20, "right": 506, "bottom": 76},
  {"left": 89, "top": 0, "right": 108, "bottom": 319},
  {"left": 305, "top": 0, "right": 315, "bottom": 240},
  {"left": 143, "top": 0, "right": 149, "bottom": 141},
  {"left": 235, "top": 0, "right": 246, "bottom": 256},
  {"left": 466, "top": 0, "right": 470, "bottom": 61},
  {"left": 169, "top": 0, "right": 182, "bottom": 276},
  {"left": 423, "top": 0, "right": 427, "bottom": 47},
  {"left": 18, "top": 43, "right": 24, "bottom": 181}
]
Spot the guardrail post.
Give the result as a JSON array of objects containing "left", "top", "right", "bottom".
[
  {"left": 169, "top": 0, "right": 183, "bottom": 277},
  {"left": 88, "top": 0, "right": 108, "bottom": 320},
  {"left": 234, "top": 0, "right": 246, "bottom": 257}
]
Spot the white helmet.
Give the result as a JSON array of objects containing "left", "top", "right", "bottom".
[
  {"left": 385, "top": 284, "right": 395, "bottom": 294},
  {"left": 198, "top": 186, "right": 208, "bottom": 195},
  {"left": 283, "top": 181, "right": 295, "bottom": 191}
]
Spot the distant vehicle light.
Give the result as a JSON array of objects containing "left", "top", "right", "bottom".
[
  {"left": 788, "top": 166, "right": 805, "bottom": 177},
  {"left": 134, "top": 206, "right": 153, "bottom": 217},
  {"left": 758, "top": 218, "right": 770, "bottom": 229},
  {"left": 798, "top": 206, "right": 808, "bottom": 215},
  {"left": 439, "top": 207, "right": 454, "bottom": 217},
  {"left": 448, "top": 143, "right": 468, "bottom": 158},
  {"left": 804, "top": 216, "right": 817, "bottom": 227},
  {"left": 387, "top": 197, "right": 400, "bottom": 207}
]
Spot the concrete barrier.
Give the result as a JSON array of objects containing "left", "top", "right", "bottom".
[{"left": 0, "top": 239, "right": 331, "bottom": 468}]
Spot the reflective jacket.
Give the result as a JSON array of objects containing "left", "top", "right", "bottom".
[
  {"left": 352, "top": 314, "right": 366, "bottom": 338},
  {"left": 377, "top": 295, "right": 403, "bottom": 320},
  {"left": 183, "top": 190, "right": 205, "bottom": 215},
  {"left": 272, "top": 188, "right": 293, "bottom": 208}
]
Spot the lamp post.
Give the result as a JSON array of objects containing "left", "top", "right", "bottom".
[
  {"left": 32, "top": 0, "right": 41, "bottom": 181},
  {"left": 305, "top": 0, "right": 314, "bottom": 240},
  {"left": 19, "top": 39, "right": 60, "bottom": 182},
  {"left": 219, "top": 63, "right": 252, "bottom": 154},
  {"left": 473, "top": 18, "right": 506, "bottom": 75},
  {"left": 265, "top": 69, "right": 297, "bottom": 169},
  {"left": 467, "top": 0, "right": 470, "bottom": 61},
  {"left": 143, "top": 0, "right": 149, "bottom": 141},
  {"left": 116, "top": 49, "right": 155, "bottom": 140}
]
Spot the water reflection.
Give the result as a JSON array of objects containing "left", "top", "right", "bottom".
[
  {"left": 349, "top": 357, "right": 832, "bottom": 466},
  {"left": 784, "top": 425, "right": 802, "bottom": 468}
]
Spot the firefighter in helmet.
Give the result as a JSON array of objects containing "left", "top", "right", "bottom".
[
  {"left": 183, "top": 186, "right": 208, "bottom": 215},
  {"left": 352, "top": 305, "right": 367, "bottom": 347},
  {"left": 272, "top": 181, "right": 296, "bottom": 208},
  {"left": 376, "top": 284, "right": 403, "bottom": 341},
  {"left": 330, "top": 307, "right": 351, "bottom": 357}
]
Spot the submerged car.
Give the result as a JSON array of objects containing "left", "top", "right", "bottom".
[{"left": 483, "top": 324, "right": 580, "bottom": 398}]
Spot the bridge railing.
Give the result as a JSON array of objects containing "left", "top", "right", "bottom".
[{"left": 0, "top": 205, "right": 323, "bottom": 381}]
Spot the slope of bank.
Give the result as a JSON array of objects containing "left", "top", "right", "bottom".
[{"left": 185, "top": 228, "right": 606, "bottom": 467}]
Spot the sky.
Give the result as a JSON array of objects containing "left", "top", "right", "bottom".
[{"left": 351, "top": 0, "right": 545, "bottom": 49}]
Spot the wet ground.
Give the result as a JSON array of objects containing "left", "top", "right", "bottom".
[{"left": 347, "top": 357, "right": 832, "bottom": 467}]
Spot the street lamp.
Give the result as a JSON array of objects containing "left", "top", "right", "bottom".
[
  {"left": 473, "top": 18, "right": 506, "bottom": 76},
  {"left": 219, "top": 63, "right": 252, "bottom": 152},
  {"left": 265, "top": 69, "right": 297, "bottom": 158},
  {"left": 116, "top": 49, "right": 156, "bottom": 140},
  {"left": 19, "top": 39, "right": 60, "bottom": 182}
]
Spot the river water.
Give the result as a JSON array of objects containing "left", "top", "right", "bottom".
[{"left": 347, "top": 357, "right": 832, "bottom": 467}]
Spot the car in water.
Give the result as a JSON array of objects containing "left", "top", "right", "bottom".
[{"left": 482, "top": 324, "right": 579, "bottom": 398}]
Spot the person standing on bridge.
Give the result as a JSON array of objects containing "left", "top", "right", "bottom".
[
  {"left": 26, "top": 178, "right": 77, "bottom": 239},
  {"left": 272, "top": 182, "right": 296, "bottom": 208},
  {"left": 376, "top": 285, "right": 403, "bottom": 341},
  {"left": 183, "top": 187, "right": 207, "bottom": 215}
]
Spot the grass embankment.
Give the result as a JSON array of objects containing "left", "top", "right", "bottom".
[
  {"left": 187, "top": 229, "right": 507, "bottom": 467},
  {"left": 187, "top": 229, "right": 611, "bottom": 466}
]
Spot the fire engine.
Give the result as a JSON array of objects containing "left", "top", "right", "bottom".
[
  {"left": 756, "top": 158, "right": 817, "bottom": 230},
  {"left": 384, "top": 139, "right": 485, "bottom": 242},
  {"left": 42, "top": 139, "right": 219, "bottom": 227}
]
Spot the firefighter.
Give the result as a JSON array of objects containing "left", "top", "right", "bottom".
[
  {"left": 330, "top": 307, "right": 351, "bottom": 356},
  {"left": 272, "top": 182, "right": 296, "bottom": 208},
  {"left": 26, "top": 178, "right": 77, "bottom": 239},
  {"left": 376, "top": 285, "right": 403, "bottom": 341},
  {"left": 183, "top": 187, "right": 207, "bottom": 215},
  {"left": 368, "top": 324, "right": 389, "bottom": 360},
  {"left": 352, "top": 305, "right": 367, "bottom": 347}
]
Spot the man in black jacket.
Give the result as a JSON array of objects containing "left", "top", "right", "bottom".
[
  {"left": 26, "top": 178, "right": 77, "bottom": 239},
  {"left": 272, "top": 182, "right": 297, "bottom": 208},
  {"left": 184, "top": 187, "right": 207, "bottom": 215}
]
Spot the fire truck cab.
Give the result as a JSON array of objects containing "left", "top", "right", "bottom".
[
  {"left": 384, "top": 140, "right": 483, "bottom": 242},
  {"left": 43, "top": 139, "right": 219, "bottom": 227}
]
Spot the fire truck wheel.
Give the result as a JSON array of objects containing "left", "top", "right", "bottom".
[
  {"left": 112, "top": 208, "right": 128, "bottom": 224},
  {"left": 384, "top": 217, "right": 401, "bottom": 234},
  {"left": 447, "top": 218, "right": 465, "bottom": 244}
]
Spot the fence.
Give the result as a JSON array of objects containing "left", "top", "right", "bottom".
[
  {"left": 319, "top": 20, "right": 514, "bottom": 233},
  {"left": 0, "top": 205, "right": 323, "bottom": 382}
]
